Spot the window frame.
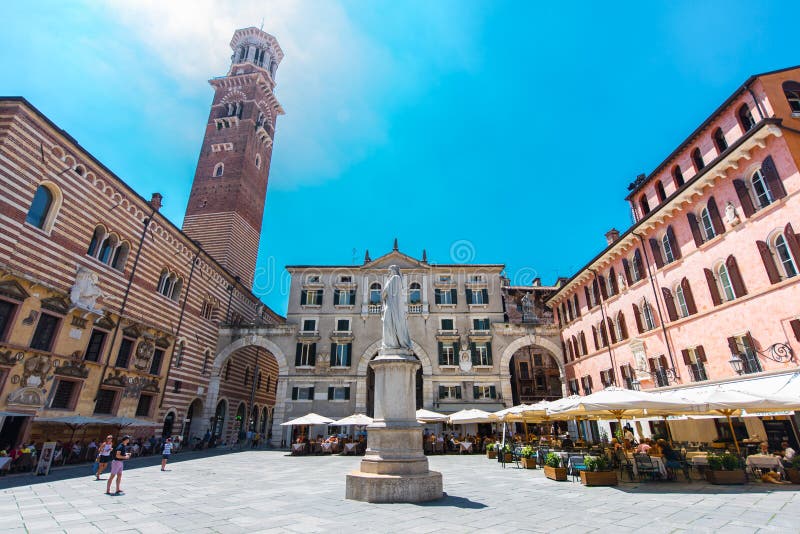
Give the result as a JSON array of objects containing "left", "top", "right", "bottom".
[
  {"left": 83, "top": 328, "right": 108, "bottom": 363},
  {"left": 93, "top": 387, "right": 120, "bottom": 415},
  {"left": 49, "top": 378, "right": 82, "bottom": 410},
  {"left": 29, "top": 312, "right": 61, "bottom": 352}
]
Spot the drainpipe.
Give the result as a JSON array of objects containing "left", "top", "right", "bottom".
[
  {"left": 158, "top": 243, "right": 201, "bottom": 409},
  {"left": 633, "top": 233, "right": 679, "bottom": 379},
  {"left": 94, "top": 205, "right": 155, "bottom": 403},
  {"left": 588, "top": 268, "right": 619, "bottom": 386}
]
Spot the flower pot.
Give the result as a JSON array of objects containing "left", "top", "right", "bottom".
[
  {"left": 504, "top": 453, "right": 513, "bottom": 463},
  {"left": 580, "top": 470, "right": 618, "bottom": 486},
  {"left": 705, "top": 469, "right": 746, "bottom": 485},
  {"left": 786, "top": 467, "right": 800, "bottom": 484},
  {"left": 486, "top": 450, "right": 497, "bottom": 459},
  {"left": 544, "top": 465, "right": 567, "bottom": 481},
  {"left": 520, "top": 457, "right": 536, "bottom": 469}
]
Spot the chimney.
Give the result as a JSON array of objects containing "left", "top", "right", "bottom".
[
  {"left": 605, "top": 228, "right": 620, "bottom": 245},
  {"left": 149, "top": 193, "right": 163, "bottom": 211}
]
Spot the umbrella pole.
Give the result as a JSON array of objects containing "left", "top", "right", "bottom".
[
  {"left": 523, "top": 421, "right": 529, "bottom": 443},
  {"left": 575, "top": 417, "right": 584, "bottom": 442},
  {"left": 725, "top": 413, "right": 741, "bottom": 455},
  {"left": 662, "top": 416, "right": 674, "bottom": 446}
]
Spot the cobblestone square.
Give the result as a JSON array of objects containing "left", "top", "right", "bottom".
[{"left": 1, "top": 451, "right": 799, "bottom": 533}]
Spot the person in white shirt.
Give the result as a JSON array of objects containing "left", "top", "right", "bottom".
[
  {"left": 161, "top": 438, "right": 173, "bottom": 471},
  {"left": 781, "top": 441, "right": 796, "bottom": 467}
]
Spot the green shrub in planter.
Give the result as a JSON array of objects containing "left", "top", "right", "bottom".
[
  {"left": 486, "top": 443, "right": 495, "bottom": 451},
  {"left": 544, "top": 452, "right": 561, "bottom": 468},
  {"left": 584, "top": 455, "right": 612, "bottom": 472},
  {"left": 708, "top": 452, "right": 743, "bottom": 471},
  {"left": 520, "top": 446, "right": 535, "bottom": 459}
]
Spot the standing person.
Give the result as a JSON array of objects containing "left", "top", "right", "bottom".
[
  {"left": 106, "top": 436, "right": 131, "bottom": 496},
  {"left": 161, "top": 438, "right": 172, "bottom": 471},
  {"left": 95, "top": 436, "right": 114, "bottom": 480}
]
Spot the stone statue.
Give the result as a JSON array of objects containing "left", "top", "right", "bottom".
[
  {"left": 381, "top": 265, "right": 412, "bottom": 350},
  {"left": 70, "top": 266, "right": 105, "bottom": 312},
  {"left": 725, "top": 202, "right": 741, "bottom": 227}
]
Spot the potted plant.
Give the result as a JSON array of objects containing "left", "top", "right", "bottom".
[
  {"left": 706, "top": 452, "right": 746, "bottom": 484},
  {"left": 785, "top": 456, "right": 800, "bottom": 484},
  {"left": 543, "top": 452, "right": 567, "bottom": 481},
  {"left": 580, "top": 455, "right": 618, "bottom": 486},
  {"left": 501, "top": 443, "right": 513, "bottom": 463},
  {"left": 486, "top": 442, "right": 497, "bottom": 459},
  {"left": 520, "top": 446, "right": 536, "bottom": 469}
]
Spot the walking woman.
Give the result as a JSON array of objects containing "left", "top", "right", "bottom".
[
  {"left": 161, "top": 438, "right": 172, "bottom": 471},
  {"left": 106, "top": 436, "right": 131, "bottom": 495},
  {"left": 95, "top": 435, "right": 114, "bottom": 480}
]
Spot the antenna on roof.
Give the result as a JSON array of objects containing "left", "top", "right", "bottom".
[{"left": 260, "top": 17, "right": 264, "bottom": 31}]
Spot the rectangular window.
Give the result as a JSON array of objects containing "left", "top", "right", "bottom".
[
  {"left": 472, "top": 318, "right": 490, "bottom": 330},
  {"left": 473, "top": 385, "right": 497, "bottom": 400},
  {"left": 470, "top": 288, "right": 488, "bottom": 305},
  {"left": 474, "top": 343, "right": 491, "bottom": 366},
  {"left": 135, "top": 394, "right": 154, "bottom": 417},
  {"left": 336, "top": 318, "right": 350, "bottom": 332},
  {"left": 568, "top": 379, "right": 580, "bottom": 395},
  {"left": 438, "top": 385, "right": 462, "bottom": 400},
  {"left": 291, "top": 386, "right": 314, "bottom": 400},
  {"left": 327, "top": 386, "right": 350, "bottom": 401},
  {"left": 50, "top": 379, "right": 77, "bottom": 409},
  {"left": 302, "top": 319, "right": 317, "bottom": 332},
  {"left": 94, "top": 388, "right": 117, "bottom": 415},
  {"left": 84, "top": 329, "right": 107, "bottom": 363},
  {"left": 0, "top": 300, "right": 16, "bottom": 340},
  {"left": 296, "top": 343, "right": 316, "bottom": 367},
  {"left": 440, "top": 318, "right": 454, "bottom": 331},
  {"left": 332, "top": 343, "right": 351, "bottom": 367},
  {"left": 438, "top": 343, "right": 457, "bottom": 366},
  {"left": 335, "top": 290, "right": 354, "bottom": 306},
  {"left": 115, "top": 338, "right": 134, "bottom": 368},
  {"left": 519, "top": 361, "right": 530, "bottom": 380},
  {"left": 435, "top": 288, "right": 455, "bottom": 305},
  {"left": 30, "top": 313, "right": 60, "bottom": 351},
  {"left": 733, "top": 335, "right": 762, "bottom": 374},
  {"left": 300, "top": 290, "right": 322, "bottom": 306},
  {"left": 149, "top": 348, "right": 164, "bottom": 375}
]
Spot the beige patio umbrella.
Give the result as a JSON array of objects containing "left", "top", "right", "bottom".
[
  {"left": 332, "top": 413, "right": 373, "bottom": 426},
  {"left": 280, "top": 413, "right": 335, "bottom": 426},
  {"left": 415, "top": 408, "right": 448, "bottom": 423},
  {"left": 447, "top": 408, "right": 495, "bottom": 425}
]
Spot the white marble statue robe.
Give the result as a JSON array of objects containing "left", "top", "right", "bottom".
[{"left": 381, "top": 270, "right": 412, "bottom": 350}]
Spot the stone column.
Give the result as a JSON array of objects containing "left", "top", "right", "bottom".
[{"left": 270, "top": 376, "right": 289, "bottom": 447}]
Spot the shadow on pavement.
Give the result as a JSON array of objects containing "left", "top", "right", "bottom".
[{"left": 414, "top": 492, "right": 487, "bottom": 509}]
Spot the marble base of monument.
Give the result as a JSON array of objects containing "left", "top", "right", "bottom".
[{"left": 345, "top": 348, "right": 443, "bottom": 503}]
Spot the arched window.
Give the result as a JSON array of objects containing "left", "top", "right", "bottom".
[
  {"left": 713, "top": 127, "right": 728, "bottom": 153},
  {"left": 580, "top": 331, "right": 588, "bottom": 353},
  {"left": 672, "top": 165, "right": 684, "bottom": 187},
  {"left": 213, "top": 163, "right": 224, "bottom": 177},
  {"left": 691, "top": 148, "right": 704, "bottom": 172},
  {"left": 369, "top": 283, "right": 381, "bottom": 304},
  {"left": 98, "top": 234, "right": 117, "bottom": 265},
  {"left": 87, "top": 226, "right": 105, "bottom": 257},
  {"left": 717, "top": 263, "right": 735, "bottom": 301},
  {"left": 157, "top": 270, "right": 170, "bottom": 295},
  {"left": 408, "top": 282, "right": 421, "bottom": 304},
  {"left": 675, "top": 283, "right": 689, "bottom": 318},
  {"left": 111, "top": 242, "right": 129, "bottom": 271},
  {"left": 738, "top": 104, "right": 756, "bottom": 132},
  {"left": 238, "top": 46, "right": 247, "bottom": 62},
  {"left": 662, "top": 233, "right": 674, "bottom": 263},
  {"left": 255, "top": 154, "right": 261, "bottom": 169},
  {"left": 750, "top": 169, "right": 773, "bottom": 209},
  {"left": 170, "top": 276, "right": 183, "bottom": 301},
  {"left": 655, "top": 181, "right": 667, "bottom": 202},
  {"left": 641, "top": 300, "right": 656, "bottom": 331},
  {"left": 639, "top": 196, "right": 650, "bottom": 216},
  {"left": 773, "top": 233, "right": 798, "bottom": 279},
  {"left": 784, "top": 81, "right": 800, "bottom": 113},
  {"left": 572, "top": 294, "right": 580, "bottom": 316},
  {"left": 614, "top": 312, "right": 626, "bottom": 341},
  {"left": 26, "top": 184, "right": 54, "bottom": 229},
  {"left": 700, "top": 207, "right": 715, "bottom": 240}
]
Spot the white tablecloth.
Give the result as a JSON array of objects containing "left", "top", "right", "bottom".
[
  {"left": 291, "top": 443, "right": 306, "bottom": 453},
  {"left": 344, "top": 443, "right": 357, "bottom": 452},
  {"left": 459, "top": 442, "right": 473, "bottom": 453},
  {"left": 746, "top": 455, "right": 785, "bottom": 476},
  {"left": 0, "top": 457, "right": 11, "bottom": 469}
]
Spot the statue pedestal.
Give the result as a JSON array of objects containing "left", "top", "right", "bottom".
[{"left": 345, "top": 348, "right": 443, "bottom": 503}]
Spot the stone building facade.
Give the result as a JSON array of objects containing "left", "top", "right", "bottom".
[
  {"left": 250, "top": 246, "right": 563, "bottom": 444},
  {"left": 0, "top": 26, "right": 285, "bottom": 449},
  {"left": 548, "top": 65, "right": 800, "bottom": 446}
]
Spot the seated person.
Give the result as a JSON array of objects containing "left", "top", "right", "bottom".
[
  {"left": 780, "top": 441, "right": 796, "bottom": 466},
  {"left": 560, "top": 434, "right": 574, "bottom": 450},
  {"left": 759, "top": 441, "right": 771, "bottom": 455},
  {"left": 635, "top": 439, "right": 651, "bottom": 454},
  {"left": 656, "top": 439, "right": 682, "bottom": 470}
]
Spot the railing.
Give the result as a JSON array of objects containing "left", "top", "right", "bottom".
[
  {"left": 408, "top": 304, "right": 422, "bottom": 314},
  {"left": 741, "top": 350, "right": 763, "bottom": 374},
  {"left": 521, "top": 313, "right": 555, "bottom": 325},
  {"left": 690, "top": 364, "right": 708, "bottom": 382},
  {"left": 437, "top": 329, "right": 458, "bottom": 337},
  {"left": 297, "top": 330, "right": 319, "bottom": 338},
  {"left": 653, "top": 369, "right": 670, "bottom": 387},
  {"left": 368, "top": 304, "right": 382, "bottom": 315}
]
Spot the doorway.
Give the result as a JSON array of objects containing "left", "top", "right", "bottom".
[{"left": 0, "top": 415, "right": 28, "bottom": 447}]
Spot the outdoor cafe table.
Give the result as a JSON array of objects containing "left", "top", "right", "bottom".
[
  {"left": 627, "top": 453, "right": 668, "bottom": 478},
  {"left": 321, "top": 442, "right": 334, "bottom": 453},
  {"left": 459, "top": 442, "right": 473, "bottom": 454},
  {"left": 291, "top": 443, "right": 306, "bottom": 454},
  {"left": 343, "top": 442, "right": 358, "bottom": 455},
  {"left": 746, "top": 454, "right": 786, "bottom": 476}
]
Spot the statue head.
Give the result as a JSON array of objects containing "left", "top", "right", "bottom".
[{"left": 388, "top": 265, "right": 401, "bottom": 276}]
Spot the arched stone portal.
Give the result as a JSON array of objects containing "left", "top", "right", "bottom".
[
  {"left": 206, "top": 332, "right": 289, "bottom": 446},
  {"left": 355, "top": 339, "right": 433, "bottom": 414},
  {"left": 499, "top": 335, "right": 567, "bottom": 404}
]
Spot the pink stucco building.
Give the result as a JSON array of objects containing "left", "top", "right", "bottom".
[{"left": 548, "top": 66, "right": 800, "bottom": 447}]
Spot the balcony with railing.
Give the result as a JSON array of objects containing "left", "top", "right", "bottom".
[
  {"left": 408, "top": 304, "right": 422, "bottom": 314},
  {"left": 689, "top": 363, "right": 708, "bottom": 382},
  {"left": 368, "top": 304, "right": 382, "bottom": 315},
  {"left": 653, "top": 368, "right": 670, "bottom": 387}
]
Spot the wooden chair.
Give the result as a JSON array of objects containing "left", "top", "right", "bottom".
[{"left": 634, "top": 453, "right": 660, "bottom": 481}]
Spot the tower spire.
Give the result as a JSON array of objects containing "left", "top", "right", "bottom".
[{"left": 393, "top": 238, "right": 399, "bottom": 251}]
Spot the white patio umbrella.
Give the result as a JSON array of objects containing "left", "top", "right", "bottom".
[
  {"left": 416, "top": 408, "right": 448, "bottom": 423},
  {"left": 447, "top": 408, "right": 495, "bottom": 425},
  {"left": 332, "top": 413, "right": 373, "bottom": 426},
  {"left": 280, "top": 413, "right": 335, "bottom": 426},
  {"left": 546, "top": 387, "right": 697, "bottom": 419}
]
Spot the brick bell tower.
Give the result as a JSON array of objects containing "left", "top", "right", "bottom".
[{"left": 182, "top": 26, "right": 284, "bottom": 288}]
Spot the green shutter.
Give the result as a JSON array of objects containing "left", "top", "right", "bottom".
[
  {"left": 434, "top": 289, "right": 441, "bottom": 304},
  {"left": 473, "top": 385, "right": 479, "bottom": 398},
  {"left": 465, "top": 288, "right": 473, "bottom": 304},
  {"left": 291, "top": 387, "right": 298, "bottom": 400},
  {"left": 482, "top": 288, "right": 489, "bottom": 304},
  {"left": 470, "top": 342, "right": 478, "bottom": 365},
  {"left": 300, "top": 290, "right": 307, "bottom": 305},
  {"left": 439, "top": 385, "right": 445, "bottom": 399},
  {"left": 344, "top": 387, "right": 350, "bottom": 400},
  {"left": 490, "top": 385, "right": 496, "bottom": 398},
  {"left": 334, "top": 289, "right": 340, "bottom": 304},
  {"left": 450, "top": 288, "right": 458, "bottom": 304},
  {"left": 455, "top": 386, "right": 462, "bottom": 399},
  {"left": 349, "top": 289, "right": 356, "bottom": 304},
  {"left": 309, "top": 343, "right": 316, "bottom": 366},
  {"left": 437, "top": 341, "right": 444, "bottom": 365},
  {"left": 328, "top": 386, "right": 334, "bottom": 400},
  {"left": 295, "top": 343, "right": 302, "bottom": 366},
  {"left": 486, "top": 342, "right": 493, "bottom": 365},
  {"left": 330, "top": 343, "right": 336, "bottom": 366},
  {"left": 346, "top": 343, "right": 352, "bottom": 367}
]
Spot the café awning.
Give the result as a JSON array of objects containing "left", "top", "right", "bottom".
[{"left": 280, "top": 413, "right": 334, "bottom": 426}]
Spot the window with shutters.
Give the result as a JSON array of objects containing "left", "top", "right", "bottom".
[
  {"left": 580, "top": 331, "right": 589, "bottom": 353},
  {"left": 291, "top": 386, "right": 314, "bottom": 401},
  {"left": 581, "top": 375, "right": 593, "bottom": 395},
  {"left": 0, "top": 300, "right": 16, "bottom": 341},
  {"left": 467, "top": 288, "right": 489, "bottom": 305},
  {"left": 472, "top": 318, "right": 490, "bottom": 331},
  {"left": 301, "top": 289, "right": 322, "bottom": 307},
  {"left": 729, "top": 334, "right": 762, "bottom": 374},
  {"left": 738, "top": 104, "right": 756, "bottom": 132},
  {"left": 135, "top": 394, "right": 154, "bottom": 417},
  {"left": 94, "top": 388, "right": 118, "bottom": 415},
  {"left": 328, "top": 386, "right": 350, "bottom": 401},
  {"left": 434, "top": 287, "right": 456, "bottom": 306},
  {"left": 785, "top": 81, "right": 800, "bottom": 114},
  {"left": 672, "top": 165, "right": 684, "bottom": 187},
  {"left": 614, "top": 313, "right": 626, "bottom": 342},
  {"left": 30, "top": 312, "right": 60, "bottom": 351},
  {"left": 631, "top": 249, "right": 644, "bottom": 282},
  {"left": 649, "top": 356, "right": 670, "bottom": 387},
  {"left": 301, "top": 319, "right": 317, "bottom": 332},
  {"left": 641, "top": 300, "right": 656, "bottom": 331},
  {"left": 439, "top": 318, "right": 455, "bottom": 332},
  {"left": 661, "top": 233, "right": 675, "bottom": 264},
  {"left": 620, "top": 364, "right": 635, "bottom": 390},
  {"left": 605, "top": 273, "right": 615, "bottom": 297},
  {"left": 473, "top": 385, "right": 497, "bottom": 400},
  {"left": 655, "top": 181, "right": 667, "bottom": 203},
  {"left": 683, "top": 347, "right": 708, "bottom": 382},
  {"left": 296, "top": 343, "right": 316, "bottom": 367},
  {"left": 438, "top": 342, "right": 457, "bottom": 366},
  {"left": 50, "top": 379, "right": 79, "bottom": 409},
  {"left": 438, "top": 385, "right": 462, "bottom": 400},
  {"left": 675, "top": 283, "right": 690, "bottom": 318},
  {"left": 334, "top": 289, "right": 355, "bottom": 306},
  {"left": 472, "top": 342, "right": 492, "bottom": 366},
  {"left": 717, "top": 263, "right": 736, "bottom": 301},
  {"left": 83, "top": 329, "right": 107, "bottom": 362},
  {"left": 700, "top": 207, "right": 715, "bottom": 241},
  {"left": 597, "top": 321, "right": 608, "bottom": 348},
  {"left": 331, "top": 343, "right": 351, "bottom": 367},
  {"left": 639, "top": 195, "right": 650, "bottom": 216},
  {"left": 691, "top": 148, "right": 704, "bottom": 171},
  {"left": 772, "top": 233, "right": 799, "bottom": 279},
  {"left": 750, "top": 169, "right": 773, "bottom": 209},
  {"left": 713, "top": 127, "right": 728, "bottom": 153},
  {"left": 150, "top": 348, "right": 164, "bottom": 375},
  {"left": 568, "top": 379, "right": 580, "bottom": 395},
  {"left": 600, "top": 369, "right": 615, "bottom": 387}
]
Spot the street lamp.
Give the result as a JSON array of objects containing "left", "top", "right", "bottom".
[{"left": 728, "top": 353, "right": 744, "bottom": 375}]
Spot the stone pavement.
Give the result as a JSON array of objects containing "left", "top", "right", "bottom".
[{"left": 0, "top": 451, "right": 798, "bottom": 533}]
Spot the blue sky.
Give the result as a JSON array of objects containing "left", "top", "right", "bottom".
[{"left": 2, "top": 1, "right": 797, "bottom": 314}]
